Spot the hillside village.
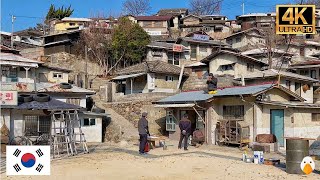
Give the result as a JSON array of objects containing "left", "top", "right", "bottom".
[{"left": 1, "top": 2, "right": 320, "bottom": 179}]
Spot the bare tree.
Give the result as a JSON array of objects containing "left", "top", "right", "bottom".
[
  {"left": 189, "top": 0, "right": 222, "bottom": 15},
  {"left": 122, "top": 0, "right": 151, "bottom": 16},
  {"left": 295, "top": 0, "right": 320, "bottom": 6}
]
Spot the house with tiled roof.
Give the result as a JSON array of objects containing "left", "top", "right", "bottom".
[
  {"left": 112, "top": 60, "right": 188, "bottom": 95},
  {"left": 234, "top": 69, "right": 319, "bottom": 103},
  {"left": 154, "top": 83, "right": 320, "bottom": 147},
  {"left": 157, "top": 8, "right": 189, "bottom": 29},
  {"left": 225, "top": 28, "right": 265, "bottom": 50}
]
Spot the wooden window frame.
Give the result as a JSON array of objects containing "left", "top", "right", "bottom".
[
  {"left": 223, "top": 105, "right": 244, "bottom": 120},
  {"left": 166, "top": 110, "right": 176, "bottom": 131}
]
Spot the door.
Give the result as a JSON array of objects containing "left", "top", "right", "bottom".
[{"left": 271, "top": 110, "right": 284, "bottom": 146}]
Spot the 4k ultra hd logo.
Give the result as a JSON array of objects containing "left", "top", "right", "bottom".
[{"left": 276, "top": 5, "right": 316, "bottom": 34}]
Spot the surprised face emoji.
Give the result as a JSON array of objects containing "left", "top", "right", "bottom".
[{"left": 300, "top": 156, "right": 315, "bottom": 175}]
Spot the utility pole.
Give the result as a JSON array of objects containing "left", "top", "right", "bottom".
[
  {"left": 85, "top": 45, "right": 88, "bottom": 89},
  {"left": 11, "top": 15, "right": 16, "bottom": 48},
  {"left": 242, "top": 1, "right": 245, "bottom": 15}
]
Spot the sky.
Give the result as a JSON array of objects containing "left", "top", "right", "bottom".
[{"left": 1, "top": 0, "right": 294, "bottom": 32}]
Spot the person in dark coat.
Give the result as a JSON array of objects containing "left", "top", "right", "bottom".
[
  {"left": 178, "top": 114, "right": 192, "bottom": 150},
  {"left": 206, "top": 73, "right": 218, "bottom": 94},
  {"left": 138, "top": 112, "right": 150, "bottom": 155}
]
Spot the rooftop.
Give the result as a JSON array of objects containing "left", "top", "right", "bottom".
[
  {"left": 225, "top": 28, "right": 264, "bottom": 39},
  {"left": 237, "top": 13, "right": 276, "bottom": 18},
  {"left": 201, "top": 50, "right": 268, "bottom": 65},
  {"left": 115, "top": 61, "right": 187, "bottom": 76},
  {"left": 61, "top": 17, "right": 93, "bottom": 22},
  {"left": 234, "top": 69, "right": 319, "bottom": 83},
  {"left": 136, "top": 15, "right": 173, "bottom": 21},
  {"left": 241, "top": 48, "right": 294, "bottom": 56},
  {"left": 155, "top": 83, "right": 303, "bottom": 104},
  {"left": 157, "top": 8, "right": 188, "bottom": 16},
  {"left": 147, "top": 42, "right": 189, "bottom": 51},
  {"left": 0, "top": 82, "right": 95, "bottom": 94},
  {"left": 177, "top": 37, "right": 230, "bottom": 46},
  {"left": 0, "top": 53, "right": 43, "bottom": 68}
]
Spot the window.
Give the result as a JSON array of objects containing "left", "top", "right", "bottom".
[
  {"left": 154, "top": 21, "right": 163, "bottom": 27},
  {"left": 285, "top": 80, "right": 291, "bottom": 90},
  {"left": 312, "top": 114, "right": 320, "bottom": 121},
  {"left": 191, "top": 45, "right": 197, "bottom": 59},
  {"left": 223, "top": 105, "right": 244, "bottom": 120},
  {"left": 69, "top": 23, "right": 76, "bottom": 26},
  {"left": 152, "top": 49, "right": 163, "bottom": 57},
  {"left": 300, "top": 70, "right": 309, "bottom": 76},
  {"left": 311, "top": 70, "right": 317, "bottom": 79},
  {"left": 247, "top": 63, "right": 254, "bottom": 72},
  {"left": 166, "top": 110, "right": 176, "bottom": 131},
  {"left": 220, "top": 64, "right": 234, "bottom": 71},
  {"left": 53, "top": 73, "right": 63, "bottom": 79},
  {"left": 66, "top": 98, "right": 81, "bottom": 106},
  {"left": 300, "top": 46, "right": 305, "bottom": 56},
  {"left": 168, "top": 52, "right": 180, "bottom": 65},
  {"left": 24, "top": 116, "right": 51, "bottom": 136},
  {"left": 235, "top": 37, "right": 241, "bottom": 43},
  {"left": 143, "top": 21, "right": 152, "bottom": 27},
  {"left": 165, "top": 76, "right": 174, "bottom": 82},
  {"left": 227, "top": 39, "right": 232, "bottom": 45},
  {"left": 295, "top": 82, "right": 301, "bottom": 96},
  {"left": 83, "top": 118, "right": 96, "bottom": 126}
]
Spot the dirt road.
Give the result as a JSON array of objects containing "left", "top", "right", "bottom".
[{"left": 1, "top": 142, "right": 319, "bottom": 180}]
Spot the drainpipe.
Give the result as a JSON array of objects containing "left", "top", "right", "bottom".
[{"left": 241, "top": 74, "right": 245, "bottom": 86}]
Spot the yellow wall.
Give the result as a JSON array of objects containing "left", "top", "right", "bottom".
[{"left": 54, "top": 21, "right": 84, "bottom": 31}]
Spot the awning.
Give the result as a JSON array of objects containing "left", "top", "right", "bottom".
[
  {"left": 154, "top": 103, "right": 195, "bottom": 108},
  {"left": 112, "top": 73, "right": 146, "bottom": 80},
  {"left": 0, "top": 60, "right": 38, "bottom": 68}
]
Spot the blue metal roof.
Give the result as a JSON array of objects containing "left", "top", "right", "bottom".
[{"left": 157, "top": 84, "right": 273, "bottom": 103}]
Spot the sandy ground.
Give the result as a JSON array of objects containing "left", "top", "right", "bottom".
[{"left": 1, "top": 141, "right": 320, "bottom": 180}]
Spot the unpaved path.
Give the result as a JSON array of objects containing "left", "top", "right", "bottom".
[{"left": 1, "top": 142, "right": 320, "bottom": 180}]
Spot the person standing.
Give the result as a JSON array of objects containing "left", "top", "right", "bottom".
[
  {"left": 138, "top": 112, "right": 150, "bottom": 155},
  {"left": 178, "top": 114, "right": 192, "bottom": 150}
]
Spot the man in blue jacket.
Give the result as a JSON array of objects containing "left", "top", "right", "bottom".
[{"left": 178, "top": 114, "right": 192, "bottom": 150}]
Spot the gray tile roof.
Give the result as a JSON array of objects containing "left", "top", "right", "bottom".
[
  {"left": 147, "top": 42, "right": 189, "bottom": 51},
  {"left": 156, "top": 84, "right": 273, "bottom": 103},
  {"left": 201, "top": 50, "right": 268, "bottom": 65},
  {"left": 177, "top": 37, "right": 230, "bottom": 47},
  {"left": 234, "top": 69, "right": 319, "bottom": 83},
  {"left": 115, "top": 61, "right": 188, "bottom": 76},
  {"left": 2, "top": 98, "right": 82, "bottom": 110},
  {"left": 157, "top": 8, "right": 188, "bottom": 16}
]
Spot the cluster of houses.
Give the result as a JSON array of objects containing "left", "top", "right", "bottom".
[{"left": 1, "top": 7, "right": 320, "bottom": 149}]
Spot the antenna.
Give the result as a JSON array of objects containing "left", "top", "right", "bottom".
[{"left": 11, "top": 15, "right": 16, "bottom": 48}]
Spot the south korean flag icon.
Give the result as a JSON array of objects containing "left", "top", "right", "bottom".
[{"left": 6, "top": 146, "right": 50, "bottom": 175}]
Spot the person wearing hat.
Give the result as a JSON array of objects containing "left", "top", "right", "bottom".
[
  {"left": 206, "top": 73, "right": 217, "bottom": 94},
  {"left": 138, "top": 112, "right": 150, "bottom": 155},
  {"left": 178, "top": 114, "right": 192, "bottom": 150}
]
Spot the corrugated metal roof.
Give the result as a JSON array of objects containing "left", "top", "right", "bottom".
[
  {"left": 1, "top": 82, "right": 95, "bottom": 94},
  {"left": 112, "top": 73, "right": 146, "bottom": 80},
  {"left": 0, "top": 53, "right": 42, "bottom": 67},
  {"left": 258, "top": 101, "right": 320, "bottom": 109},
  {"left": 147, "top": 42, "right": 189, "bottom": 51},
  {"left": 61, "top": 17, "right": 93, "bottom": 22},
  {"left": 156, "top": 84, "right": 273, "bottom": 103},
  {"left": 154, "top": 103, "right": 195, "bottom": 108}
]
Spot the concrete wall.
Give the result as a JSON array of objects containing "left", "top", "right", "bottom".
[
  {"left": 209, "top": 54, "right": 263, "bottom": 78},
  {"left": 138, "top": 20, "right": 169, "bottom": 35},
  {"left": 226, "top": 34, "right": 265, "bottom": 50},
  {"left": 20, "top": 47, "right": 45, "bottom": 61},
  {"left": 77, "top": 115, "right": 103, "bottom": 143},
  {"left": 124, "top": 74, "right": 179, "bottom": 94},
  {"left": 36, "top": 67, "right": 69, "bottom": 83}
]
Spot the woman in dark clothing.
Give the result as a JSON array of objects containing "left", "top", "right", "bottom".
[{"left": 206, "top": 73, "right": 217, "bottom": 94}]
